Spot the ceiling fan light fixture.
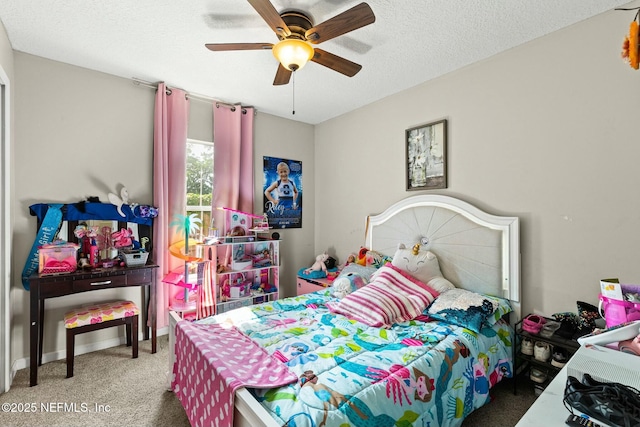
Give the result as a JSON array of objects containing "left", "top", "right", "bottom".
[{"left": 272, "top": 39, "right": 314, "bottom": 71}]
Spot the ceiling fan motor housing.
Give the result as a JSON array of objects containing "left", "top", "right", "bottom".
[{"left": 278, "top": 11, "right": 313, "bottom": 41}]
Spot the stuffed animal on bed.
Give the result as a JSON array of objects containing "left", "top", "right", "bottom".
[
  {"left": 356, "top": 247, "right": 368, "bottom": 266},
  {"left": 391, "top": 243, "right": 456, "bottom": 294},
  {"left": 304, "top": 252, "right": 329, "bottom": 275},
  {"left": 331, "top": 272, "right": 368, "bottom": 299}
]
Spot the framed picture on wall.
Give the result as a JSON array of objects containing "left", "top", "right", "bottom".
[
  {"left": 263, "top": 156, "right": 302, "bottom": 229},
  {"left": 406, "top": 119, "right": 447, "bottom": 191}
]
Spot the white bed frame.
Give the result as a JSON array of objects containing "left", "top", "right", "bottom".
[{"left": 168, "top": 194, "right": 520, "bottom": 427}]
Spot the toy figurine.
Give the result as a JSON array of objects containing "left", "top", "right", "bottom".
[
  {"left": 221, "top": 279, "right": 231, "bottom": 302},
  {"left": 304, "top": 252, "right": 329, "bottom": 275},
  {"left": 260, "top": 282, "right": 276, "bottom": 293},
  {"left": 220, "top": 278, "right": 231, "bottom": 302}
]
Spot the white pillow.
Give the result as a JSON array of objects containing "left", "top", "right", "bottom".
[{"left": 391, "top": 243, "right": 455, "bottom": 294}]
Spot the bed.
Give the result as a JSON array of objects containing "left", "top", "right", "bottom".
[{"left": 169, "top": 194, "right": 520, "bottom": 427}]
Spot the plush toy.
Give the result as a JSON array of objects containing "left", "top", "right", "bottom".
[
  {"left": 108, "top": 186, "right": 130, "bottom": 218},
  {"left": 332, "top": 272, "right": 367, "bottom": 299},
  {"left": 304, "top": 252, "right": 329, "bottom": 275},
  {"left": 391, "top": 243, "right": 455, "bottom": 294},
  {"left": 356, "top": 247, "right": 368, "bottom": 266}
]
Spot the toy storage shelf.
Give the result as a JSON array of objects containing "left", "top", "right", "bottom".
[{"left": 206, "top": 236, "right": 280, "bottom": 314}]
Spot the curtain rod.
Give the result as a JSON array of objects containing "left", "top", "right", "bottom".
[{"left": 131, "top": 77, "right": 254, "bottom": 114}]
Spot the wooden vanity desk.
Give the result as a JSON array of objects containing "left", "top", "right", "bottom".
[
  {"left": 28, "top": 202, "right": 158, "bottom": 386},
  {"left": 28, "top": 264, "right": 158, "bottom": 386}
]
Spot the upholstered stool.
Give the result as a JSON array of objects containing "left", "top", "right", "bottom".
[{"left": 63, "top": 300, "right": 139, "bottom": 378}]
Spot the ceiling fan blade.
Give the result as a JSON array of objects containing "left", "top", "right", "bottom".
[
  {"left": 311, "top": 48, "right": 362, "bottom": 77},
  {"left": 273, "top": 64, "right": 292, "bottom": 85},
  {"left": 247, "top": 0, "right": 291, "bottom": 38},
  {"left": 305, "top": 2, "right": 375, "bottom": 44},
  {"left": 205, "top": 43, "right": 273, "bottom": 51}
]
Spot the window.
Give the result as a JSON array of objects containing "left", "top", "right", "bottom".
[{"left": 186, "top": 138, "right": 213, "bottom": 239}]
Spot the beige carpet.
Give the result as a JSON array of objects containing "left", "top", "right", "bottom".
[
  {"left": 0, "top": 335, "right": 537, "bottom": 427},
  {"left": 0, "top": 336, "right": 190, "bottom": 427}
]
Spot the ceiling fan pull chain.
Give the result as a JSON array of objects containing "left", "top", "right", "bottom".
[{"left": 292, "top": 72, "right": 296, "bottom": 115}]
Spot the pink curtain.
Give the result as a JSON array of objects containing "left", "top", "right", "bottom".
[
  {"left": 153, "top": 83, "right": 189, "bottom": 328},
  {"left": 212, "top": 105, "right": 254, "bottom": 227},
  {"left": 196, "top": 105, "right": 253, "bottom": 317}
]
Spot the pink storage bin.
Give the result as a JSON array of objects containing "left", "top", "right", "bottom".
[
  {"left": 599, "top": 294, "right": 640, "bottom": 328},
  {"left": 38, "top": 243, "right": 79, "bottom": 275}
]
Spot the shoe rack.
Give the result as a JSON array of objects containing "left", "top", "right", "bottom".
[{"left": 514, "top": 314, "right": 580, "bottom": 394}]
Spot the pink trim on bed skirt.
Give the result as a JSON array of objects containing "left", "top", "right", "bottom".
[{"left": 171, "top": 321, "right": 297, "bottom": 427}]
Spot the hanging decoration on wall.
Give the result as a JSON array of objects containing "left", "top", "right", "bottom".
[
  {"left": 619, "top": 7, "right": 640, "bottom": 70},
  {"left": 263, "top": 156, "right": 302, "bottom": 229}
]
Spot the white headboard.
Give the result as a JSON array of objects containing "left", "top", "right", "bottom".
[{"left": 365, "top": 195, "right": 520, "bottom": 316}]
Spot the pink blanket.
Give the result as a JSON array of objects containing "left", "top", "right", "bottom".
[{"left": 172, "top": 321, "right": 298, "bottom": 427}]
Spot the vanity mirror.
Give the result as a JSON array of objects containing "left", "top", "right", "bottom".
[{"left": 29, "top": 202, "right": 155, "bottom": 263}]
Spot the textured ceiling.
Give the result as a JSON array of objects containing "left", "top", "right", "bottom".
[{"left": 0, "top": 0, "right": 632, "bottom": 124}]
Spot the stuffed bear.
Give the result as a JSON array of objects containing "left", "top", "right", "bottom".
[{"left": 304, "top": 252, "right": 329, "bottom": 275}]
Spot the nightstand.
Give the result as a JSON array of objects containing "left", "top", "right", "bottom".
[{"left": 296, "top": 276, "right": 333, "bottom": 295}]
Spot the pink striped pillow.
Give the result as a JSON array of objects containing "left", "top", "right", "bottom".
[{"left": 326, "top": 264, "right": 439, "bottom": 328}]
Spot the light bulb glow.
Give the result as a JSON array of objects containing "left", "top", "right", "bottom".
[{"left": 272, "top": 39, "right": 314, "bottom": 71}]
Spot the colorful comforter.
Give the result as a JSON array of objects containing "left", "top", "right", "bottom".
[{"left": 195, "top": 289, "right": 514, "bottom": 427}]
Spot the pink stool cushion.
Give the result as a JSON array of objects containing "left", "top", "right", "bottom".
[{"left": 64, "top": 300, "right": 139, "bottom": 329}]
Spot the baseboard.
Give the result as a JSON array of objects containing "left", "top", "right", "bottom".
[{"left": 10, "top": 326, "right": 169, "bottom": 383}]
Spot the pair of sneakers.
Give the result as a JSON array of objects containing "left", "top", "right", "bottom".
[
  {"left": 533, "top": 341, "right": 551, "bottom": 362},
  {"left": 563, "top": 374, "right": 640, "bottom": 427},
  {"left": 521, "top": 338, "right": 551, "bottom": 359}
]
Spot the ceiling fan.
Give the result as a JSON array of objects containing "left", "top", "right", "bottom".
[{"left": 205, "top": 0, "right": 376, "bottom": 85}]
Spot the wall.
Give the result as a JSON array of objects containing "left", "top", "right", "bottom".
[
  {"left": 9, "top": 53, "right": 314, "bottom": 368},
  {"left": 314, "top": 6, "right": 640, "bottom": 317},
  {"left": 0, "top": 17, "right": 15, "bottom": 393},
  {"left": 252, "top": 113, "right": 316, "bottom": 297}
]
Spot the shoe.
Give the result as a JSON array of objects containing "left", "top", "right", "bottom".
[
  {"left": 530, "top": 368, "right": 547, "bottom": 384},
  {"left": 564, "top": 375, "right": 640, "bottom": 427},
  {"left": 582, "top": 373, "right": 640, "bottom": 407},
  {"left": 521, "top": 337, "right": 534, "bottom": 355},
  {"left": 534, "top": 341, "right": 551, "bottom": 362},
  {"left": 540, "top": 320, "right": 561, "bottom": 338},
  {"left": 555, "top": 318, "right": 578, "bottom": 339},
  {"left": 551, "top": 347, "right": 569, "bottom": 368}
]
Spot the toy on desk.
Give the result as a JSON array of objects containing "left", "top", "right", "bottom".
[
  {"left": 107, "top": 187, "right": 130, "bottom": 217},
  {"left": 304, "top": 252, "right": 329, "bottom": 275},
  {"left": 577, "top": 320, "right": 640, "bottom": 349},
  {"left": 112, "top": 228, "right": 134, "bottom": 249},
  {"left": 74, "top": 223, "right": 98, "bottom": 255}
]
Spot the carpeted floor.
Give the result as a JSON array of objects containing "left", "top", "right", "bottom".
[{"left": 0, "top": 335, "right": 537, "bottom": 427}]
